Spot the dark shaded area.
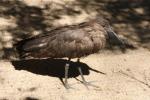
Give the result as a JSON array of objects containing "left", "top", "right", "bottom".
[
  {"left": 77, "top": 0, "right": 150, "bottom": 48},
  {"left": 11, "top": 58, "right": 105, "bottom": 87},
  {"left": 0, "top": 0, "right": 85, "bottom": 59},
  {"left": 0, "top": 0, "right": 83, "bottom": 40},
  {"left": 0, "top": 0, "right": 150, "bottom": 59},
  {"left": 105, "top": 0, "right": 150, "bottom": 45},
  {"left": 0, "top": 0, "right": 50, "bottom": 59},
  {"left": 11, "top": 59, "right": 105, "bottom": 79},
  {"left": 17, "top": 87, "right": 37, "bottom": 92},
  {"left": 0, "top": 98, "right": 8, "bottom": 100},
  {"left": 24, "top": 97, "right": 39, "bottom": 100},
  {"left": 0, "top": 0, "right": 49, "bottom": 38}
]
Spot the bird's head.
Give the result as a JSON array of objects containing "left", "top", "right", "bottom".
[
  {"left": 95, "top": 17, "right": 110, "bottom": 29},
  {"left": 95, "top": 17, "right": 127, "bottom": 51}
]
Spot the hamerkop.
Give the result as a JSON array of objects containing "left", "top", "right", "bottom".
[{"left": 15, "top": 17, "right": 130, "bottom": 88}]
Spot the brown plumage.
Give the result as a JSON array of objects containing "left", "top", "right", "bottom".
[
  {"left": 15, "top": 17, "right": 127, "bottom": 88},
  {"left": 16, "top": 18, "right": 109, "bottom": 59}
]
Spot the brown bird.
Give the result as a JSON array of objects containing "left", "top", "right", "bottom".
[{"left": 15, "top": 17, "right": 128, "bottom": 88}]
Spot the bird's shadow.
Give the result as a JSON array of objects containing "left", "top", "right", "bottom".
[{"left": 11, "top": 59, "right": 105, "bottom": 85}]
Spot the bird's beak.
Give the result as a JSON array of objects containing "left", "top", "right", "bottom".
[{"left": 106, "top": 26, "right": 124, "bottom": 46}]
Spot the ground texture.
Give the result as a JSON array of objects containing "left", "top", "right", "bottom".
[{"left": 0, "top": 48, "right": 150, "bottom": 100}]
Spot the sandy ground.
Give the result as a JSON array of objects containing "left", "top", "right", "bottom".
[
  {"left": 0, "top": 48, "right": 150, "bottom": 100},
  {"left": 0, "top": 0, "right": 150, "bottom": 100}
]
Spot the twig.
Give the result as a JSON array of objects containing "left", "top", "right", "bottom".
[{"left": 119, "top": 70, "right": 150, "bottom": 88}]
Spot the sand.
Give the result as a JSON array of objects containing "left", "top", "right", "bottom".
[
  {"left": 0, "top": 0, "right": 150, "bottom": 99},
  {"left": 0, "top": 48, "right": 150, "bottom": 100}
]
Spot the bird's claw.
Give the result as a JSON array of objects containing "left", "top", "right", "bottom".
[
  {"left": 64, "top": 83, "right": 74, "bottom": 89},
  {"left": 81, "top": 81, "right": 100, "bottom": 89}
]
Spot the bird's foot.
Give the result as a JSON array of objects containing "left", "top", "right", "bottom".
[
  {"left": 64, "top": 83, "right": 75, "bottom": 89},
  {"left": 81, "top": 80, "right": 100, "bottom": 89},
  {"left": 64, "top": 83, "right": 70, "bottom": 89}
]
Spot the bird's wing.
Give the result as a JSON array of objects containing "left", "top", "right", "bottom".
[
  {"left": 46, "top": 28, "right": 97, "bottom": 58},
  {"left": 16, "top": 35, "right": 50, "bottom": 52}
]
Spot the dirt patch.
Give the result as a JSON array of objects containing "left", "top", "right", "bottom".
[{"left": 0, "top": 48, "right": 150, "bottom": 100}]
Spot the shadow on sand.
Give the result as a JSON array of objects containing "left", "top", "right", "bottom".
[{"left": 11, "top": 58, "right": 106, "bottom": 86}]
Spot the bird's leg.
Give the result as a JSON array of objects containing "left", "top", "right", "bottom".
[
  {"left": 64, "top": 58, "right": 71, "bottom": 89},
  {"left": 77, "top": 58, "right": 87, "bottom": 84},
  {"left": 77, "top": 58, "right": 99, "bottom": 89},
  {"left": 64, "top": 63, "right": 69, "bottom": 88}
]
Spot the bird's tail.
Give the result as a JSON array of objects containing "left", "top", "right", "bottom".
[{"left": 13, "top": 41, "right": 27, "bottom": 60}]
